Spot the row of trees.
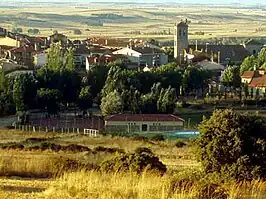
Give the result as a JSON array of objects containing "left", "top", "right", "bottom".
[
  {"left": 100, "top": 63, "right": 211, "bottom": 116},
  {"left": 0, "top": 42, "right": 213, "bottom": 118},
  {"left": 240, "top": 48, "right": 266, "bottom": 74}
]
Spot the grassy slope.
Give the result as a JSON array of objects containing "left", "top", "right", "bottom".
[
  {"left": 1, "top": 129, "right": 266, "bottom": 198},
  {"left": 0, "top": 129, "right": 198, "bottom": 198}
]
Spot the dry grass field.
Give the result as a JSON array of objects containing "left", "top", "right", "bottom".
[
  {"left": 1, "top": 129, "right": 266, "bottom": 198},
  {"left": 0, "top": 2, "right": 266, "bottom": 41}
]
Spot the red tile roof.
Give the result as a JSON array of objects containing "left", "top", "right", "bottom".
[
  {"left": 105, "top": 114, "right": 185, "bottom": 122},
  {"left": 9, "top": 45, "right": 36, "bottom": 53},
  {"left": 241, "top": 71, "right": 256, "bottom": 78},
  {"left": 249, "top": 75, "right": 266, "bottom": 88}
]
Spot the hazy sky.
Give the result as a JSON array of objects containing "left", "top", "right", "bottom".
[{"left": 6, "top": 0, "right": 266, "bottom": 4}]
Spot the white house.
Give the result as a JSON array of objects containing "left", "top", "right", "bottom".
[
  {"left": 105, "top": 114, "right": 184, "bottom": 133},
  {"left": 112, "top": 46, "right": 168, "bottom": 68}
]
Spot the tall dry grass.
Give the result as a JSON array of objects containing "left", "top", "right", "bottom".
[
  {"left": 0, "top": 150, "right": 74, "bottom": 178},
  {"left": 40, "top": 170, "right": 266, "bottom": 199}
]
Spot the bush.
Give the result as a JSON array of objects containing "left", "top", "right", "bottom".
[
  {"left": 100, "top": 148, "right": 166, "bottom": 175},
  {"left": 176, "top": 101, "right": 190, "bottom": 108},
  {"left": 189, "top": 104, "right": 205, "bottom": 110},
  {"left": 151, "top": 134, "right": 165, "bottom": 141},
  {"left": 134, "top": 147, "right": 154, "bottom": 155},
  {"left": 132, "top": 136, "right": 149, "bottom": 142},
  {"left": 92, "top": 146, "right": 124, "bottom": 154},
  {"left": 197, "top": 109, "right": 266, "bottom": 180},
  {"left": 175, "top": 140, "right": 186, "bottom": 148}
]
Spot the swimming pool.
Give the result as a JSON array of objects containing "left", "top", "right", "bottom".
[{"left": 175, "top": 131, "right": 199, "bottom": 135}]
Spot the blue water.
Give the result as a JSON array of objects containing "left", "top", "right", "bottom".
[{"left": 175, "top": 131, "right": 199, "bottom": 135}]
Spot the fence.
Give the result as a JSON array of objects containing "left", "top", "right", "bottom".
[{"left": 13, "top": 124, "right": 100, "bottom": 137}]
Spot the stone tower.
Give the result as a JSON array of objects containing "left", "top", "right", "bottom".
[{"left": 174, "top": 20, "right": 189, "bottom": 64}]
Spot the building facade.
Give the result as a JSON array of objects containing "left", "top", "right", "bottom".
[
  {"left": 112, "top": 46, "right": 168, "bottom": 68},
  {"left": 105, "top": 114, "right": 185, "bottom": 133}
]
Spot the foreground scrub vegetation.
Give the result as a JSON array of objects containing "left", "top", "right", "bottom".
[{"left": 2, "top": 109, "right": 266, "bottom": 198}]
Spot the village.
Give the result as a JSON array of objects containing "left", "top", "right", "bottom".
[
  {"left": 2, "top": 1, "right": 266, "bottom": 197},
  {"left": 0, "top": 19, "right": 266, "bottom": 134}
]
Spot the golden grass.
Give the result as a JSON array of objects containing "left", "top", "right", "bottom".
[
  {"left": 37, "top": 171, "right": 266, "bottom": 199},
  {"left": 0, "top": 150, "right": 66, "bottom": 178},
  {"left": 1, "top": 130, "right": 266, "bottom": 198}
]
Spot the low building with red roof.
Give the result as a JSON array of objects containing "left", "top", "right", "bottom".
[{"left": 105, "top": 114, "right": 185, "bottom": 133}]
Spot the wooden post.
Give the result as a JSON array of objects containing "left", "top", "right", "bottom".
[
  {"left": 33, "top": 126, "right": 36, "bottom": 132},
  {"left": 45, "top": 126, "right": 48, "bottom": 133},
  {"left": 53, "top": 127, "right": 55, "bottom": 133},
  {"left": 77, "top": 128, "right": 80, "bottom": 134}
]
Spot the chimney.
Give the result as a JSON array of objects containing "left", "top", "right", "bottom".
[
  {"left": 195, "top": 40, "right": 198, "bottom": 51},
  {"left": 34, "top": 43, "right": 38, "bottom": 51},
  {"left": 105, "top": 39, "right": 108, "bottom": 46},
  {"left": 217, "top": 51, "right": 220, "bottom": 64},
  {"left": 211, "top": 51, "right": 214, "bottom": 62}
]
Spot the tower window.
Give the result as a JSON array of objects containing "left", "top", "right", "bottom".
[
  {"left": 183, "top": 30, "right": 186, "bottom": 36},
  {"left": 179, "top": 29, "right": 182, "bottom": 36}
]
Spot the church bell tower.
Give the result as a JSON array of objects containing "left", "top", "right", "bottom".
[{"left": 174, "top": 20, "right": 189, "bottom": 65}]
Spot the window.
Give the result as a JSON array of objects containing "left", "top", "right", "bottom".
[
  {"left": 142, "top": 124, "right": 148, "bottom": 132},
  {"left": 179, "top": 29, "right": 182, "bottom": 36},
  {"left": 253, "top": 50, "right": 257, "bottom": 55},
  {"left": 183, "top": 30, "right": 186, "bottom": 36}
]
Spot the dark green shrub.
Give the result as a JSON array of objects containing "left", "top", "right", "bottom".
[
  {"left": 100, "top": 149, "right": 166, "bottom": 175},
  {"left": 197, "top": 109, "right": 266, "bottom": 180},
  {"left": 189, "top": 104, "right": 204, "bottom": 110},
  {"left": 25, "top": 137, "right": 47, "bottom": 142},
  {"left": 92, "top": 146, "right": 124, "bottom": 154},
  {"left": 0, "top": 143, "right": 24, "bottom": 150},
  {"left": 151, "top": 134, "right": 165, "bottom": 141},
  {"left": 134, "top": 147, "right": 154, "bottom": 156},
  {"left": 132, "top": 136, "right": 149, "bottom": 142},
  {"left": 175, "top": 140, "right": 186, "bottom": 148}
]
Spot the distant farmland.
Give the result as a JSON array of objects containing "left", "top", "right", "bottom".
[{"left": 0, "top": 2, "right": 266, "bottom": 41}]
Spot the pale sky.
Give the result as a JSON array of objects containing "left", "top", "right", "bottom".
[{"left": 6, "top": 0, "right": 266, "bottom": 4}]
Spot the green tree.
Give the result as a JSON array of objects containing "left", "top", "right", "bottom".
[
  {"left": 240, "top": 55, "right": 257, "bottom": 74},
  {"left": 222, "top": 65, "right": 241, "bottom": 89},
  {"left": 243, "top": 83, "right": 249, "bottom": 100},
  {"left": 37, "top": 88, "right": 61, "bottom": 116},
  {"left": 101, "top": 65, "right": 123, "bottom": 97},
  {"left": 197, "top": 109, "right": 266, "bottom": 180},
  {"left": 13, "top": 73, "right": 37, "bottom": 112},
  {"left": 0, "top": 92, "right": 15, "bottom": 117},
  {"left": 65, "top": 48, "right": 75, "bottom": 71},
  {"left": 0, "top": 69, "right": 4, "bottom": 91},
  {"left": 141, "top": 93, "right": 157, "bottom": 114},
  {"left": 47, "top": 43, "right": 63, "bottom": 71},
  {"left": 78, "top": 87, "right": 93, "bottom": 114},
  {"left": 258, "top": 48, "right": 266, "bottom": 68},
  {"left": 84, "top": 64, "right": 109, "bottom": 101},
  {"left": 100, "top": 90, "right": 123, "bottom": 116},
  {"left": 182, "top": 66, "right": 210, "bottom": 96}
]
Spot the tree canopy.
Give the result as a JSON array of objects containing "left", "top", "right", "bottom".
[{"left": 198, "top": 109, "right": 266, "bottom": 180}]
